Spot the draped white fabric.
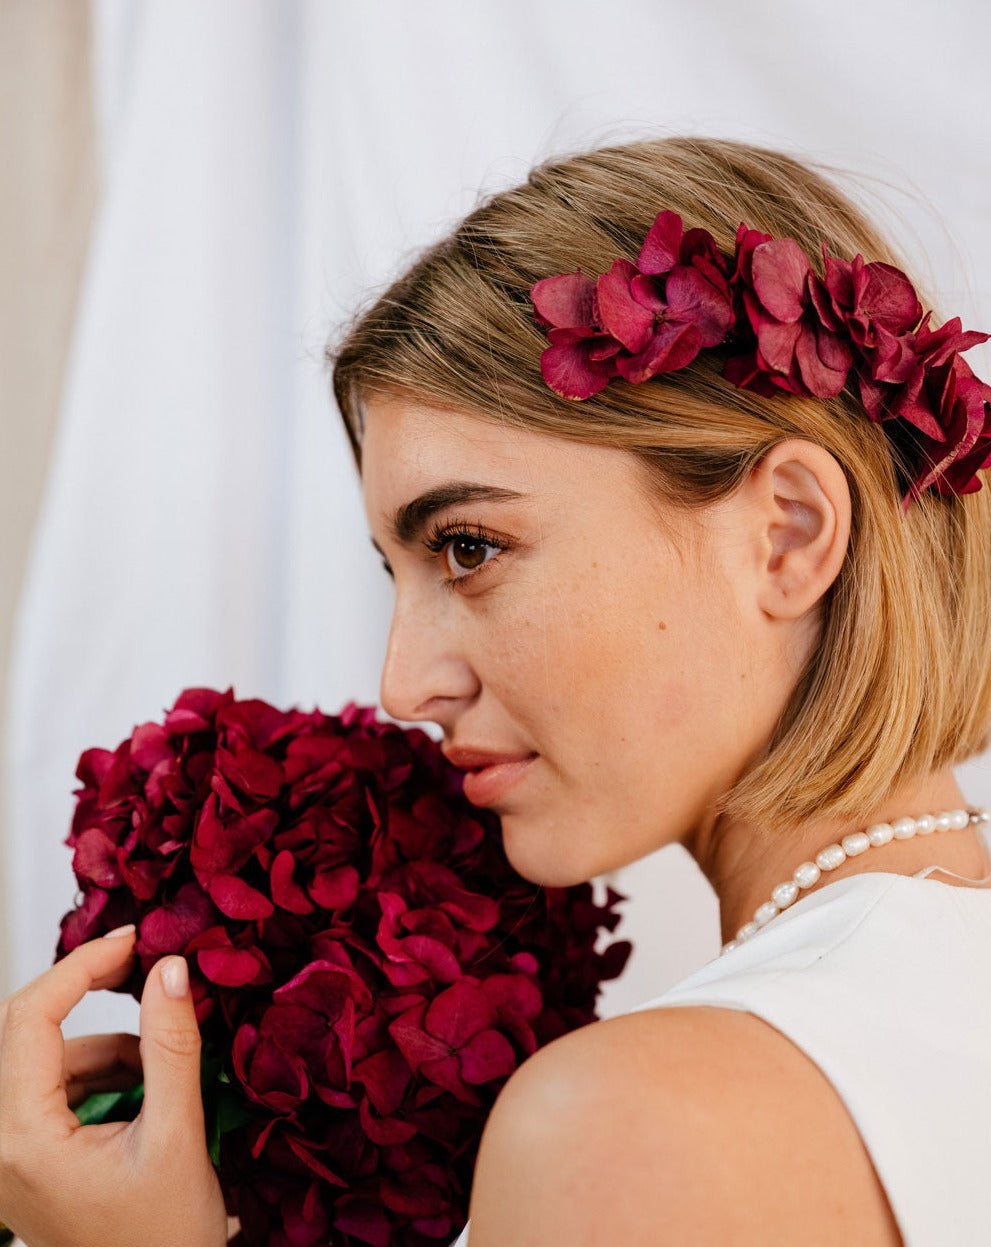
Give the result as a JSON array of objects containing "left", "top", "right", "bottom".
[{"left": 4, "top": 0, "right": 990, "bottom": 1041}]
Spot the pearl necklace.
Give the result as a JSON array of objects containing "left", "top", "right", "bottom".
[{"left": 720, "top": 807, "right": 991, "bottom": 956}]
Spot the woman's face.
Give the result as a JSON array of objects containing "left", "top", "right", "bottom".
[{"left": 361, "top": 394, "right": 801, "bottom": 885}]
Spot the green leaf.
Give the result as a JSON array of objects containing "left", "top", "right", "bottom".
[
  {"left": 207, "top": 1083, "right": 257, "bottom": 1166},
  {"left": 74, "top": 1083, "right": 145, "bottom": 1125},
  {"left": 201, "top": 1038, "right": 259, "bottom": 1167}
]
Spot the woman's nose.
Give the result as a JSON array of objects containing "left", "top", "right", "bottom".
[{"left": 379, "top": 595, "right": 480, "bottom": 726}]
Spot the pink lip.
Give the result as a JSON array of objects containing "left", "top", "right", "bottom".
[{"left": 444, "top": 747, "right": 538, "bottom": 807}]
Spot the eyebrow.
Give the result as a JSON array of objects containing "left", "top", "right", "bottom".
[{"left": 378, "top": 482, "right": 526, "bottom": 549}]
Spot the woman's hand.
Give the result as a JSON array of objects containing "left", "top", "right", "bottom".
[{"left": 0, "top": 928, "right": 227, "bottom": 1247}]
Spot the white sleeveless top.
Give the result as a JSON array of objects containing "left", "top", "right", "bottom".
[{"left": 450, "top": 824, "right": 991, "bottom": 1247}]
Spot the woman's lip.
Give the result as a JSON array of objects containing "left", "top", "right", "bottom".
[
  {"left": 444, "top": 747, "right": 536, "bottom": 770},
  {"left": 460, "top": 755, "right": 537, "bottom": 807}
]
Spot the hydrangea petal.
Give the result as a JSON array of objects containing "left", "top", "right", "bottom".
[
  {"left": 73, "top": 827, "right": 122, "bottom": 888},
  {"left": 270, "top": 849, "right": 315, "bottom": 915},
  {"left": 459, "top": 1028, "right": 516, "bottom": 1084},
  {"left": 637, "top": 210, "right": 684, "bottom": 275},
  {"left": 425, "top": 979, "right": 494, "bottom": 1047},
  {"left": 130, "top": 722, "right": 174, "bottom": 772},
  {"left": 858, "top": 261, "right": 922, "bottom": 333},
  {"left": 206, "top": 872, "right": 274, "bottom": 920},
  {"left": 616, "top": 321, "right": 702, "bottom": 384},
  {"left": 352, "top": 1048, "right": 411, "bottom": 1117},
  {"left": 58, "top": 887, "right": 108, "bottom": 951},
  {"left": 755, "top": 318, "right": 802, "bottom": 375},
  {"left": 139, "top": 882, "right": 215, "bottom": 955},
  {"left": 663, "top": 266, "right": 734, "bottom": 346},
  {"left": 358, "top": 1092, "right": 418, "bottom": 1145},
  {"left": 216, "top": 740, "right": 284, "bottom": 802},
  {"left": 389, "top": 1012, "right": 451, "bottom": 1069},
  {"left": 794, "top": 328, "right": 849, "bottom": 398},
  {"left": 539, "top": 342, "right": 614, "bottom": 399},
  {"left": 309, "top": 864, "right": 360, "bottom": 910},
  {"left": 530, "top": 271, "right": 596, "bottom": 329},
  {"left": 916, "top": 315, "right": 991, "bottom": 368},
  {"left": 197, "top": 935, "right": 271, "bottom": 986},
  {"left": 751, "top": 238, "right": 810, "bottom": 322},
  {"left": 595, "top": 259, "right": 654, "bottom": 352}
]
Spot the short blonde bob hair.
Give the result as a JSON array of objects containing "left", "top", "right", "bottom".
[{"left": 330, "top": 135, "right": 991, "bottom": 836}]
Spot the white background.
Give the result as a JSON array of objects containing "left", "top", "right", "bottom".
[{"left": 4, "top": 0, "right": 990, "bottom": 1039}]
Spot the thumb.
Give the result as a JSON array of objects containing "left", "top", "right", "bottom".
[{"left": 137, "top": 956, "right": 206, "bottom": 1147}]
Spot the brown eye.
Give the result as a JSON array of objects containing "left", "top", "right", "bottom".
[
  {"left": 426, "top": 521, "right": 508, "bottom": 583},
  {"left": 446, "top": 535, "right": 494, "bottom": 575}
]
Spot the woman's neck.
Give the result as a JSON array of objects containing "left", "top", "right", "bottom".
[{"left": 687, "top": 769, "right": 990, "bottom": 946}]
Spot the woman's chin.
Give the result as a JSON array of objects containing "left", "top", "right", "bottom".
[{"left": 498, "top": 812, "right": 598, "bottom": 888}]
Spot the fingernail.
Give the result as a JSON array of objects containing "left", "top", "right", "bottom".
[
  {"left": 104, "top": 923, "right": 136, "bottom": 939},
  {"left": 161, "top": 957, "right": 189, "bottom": 999}
]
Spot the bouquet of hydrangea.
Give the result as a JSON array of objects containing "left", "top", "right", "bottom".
[{"left": 57, "top": 689, "right": 630, "bottom": 1247}]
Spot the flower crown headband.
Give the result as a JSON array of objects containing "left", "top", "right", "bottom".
[{"left": 528, "top": 211, "right": 991, "bottom": 505}]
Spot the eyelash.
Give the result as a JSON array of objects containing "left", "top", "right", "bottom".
[{"left": 424, "top": 517, "right": 510, "bottom": 588}]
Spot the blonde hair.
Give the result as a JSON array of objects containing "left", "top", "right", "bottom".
[{"left": 330, "top": 136, "right": 991, "bottom": 835}]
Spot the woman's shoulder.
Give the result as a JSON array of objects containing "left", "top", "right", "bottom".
[{"left": 464, "top": 1005, "right": 901, "bottom": 1245}]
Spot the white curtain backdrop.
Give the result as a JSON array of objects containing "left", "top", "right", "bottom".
[{"left": 5, "top": 0, "right": 991, "bottom": 1038}]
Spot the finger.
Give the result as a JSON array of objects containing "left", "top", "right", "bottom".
[
  {"left": 0, "top": 928, "right": 137, "bottom": 1130},
  {"left": 2, "top": 928, "right": 136, "bottom": 1031},
  {"left": 135, "top": 957, "right": 207, "bottom": 1150}
]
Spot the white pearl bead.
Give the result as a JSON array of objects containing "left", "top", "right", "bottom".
[
  {"left": 841, "top": 831, "right": 870, "bottom": 856},
  {"left": 867, "top": 822, "right": 893, "bottom": 846},
  {"left": 949, "top": 809, "right": 970, "bottom": 830},
  {"left": 771, "top": 880, "right": 800, "bottom": 908},
  {"left": 935, "top": 811, "right": 952, "bottom": 831},
  {"left": 915, "top": 814, "right": 936, "bottom": 835},
  {"left": 754, "top": 901, "right": 779, "bottom": 926},
  {"left": 722, "top": 939, "right": 738, "bottom": 953},
  {"left": 816, "top": 843, "right": 847, "bottom": 871},
  {"left": 892, "top": 817, "right": 917, "bottom": 839},
  {"left": 793, "top": 861, "right": 821, "bottom": 888},
  {"left": 737, "top": 921, "right": 759, "bottom": 941}
]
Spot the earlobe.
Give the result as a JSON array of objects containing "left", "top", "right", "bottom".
[{"left": 755, "top": 442, "right": 851, "bottom": 620}]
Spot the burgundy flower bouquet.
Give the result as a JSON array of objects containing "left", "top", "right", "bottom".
[{"left": 57, "top": 689, "right": 631, "bottom": 1246}]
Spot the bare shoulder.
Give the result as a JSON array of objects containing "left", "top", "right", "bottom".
[{"left": 466, "top": 1005, "right": 901, "bottom": 1246}]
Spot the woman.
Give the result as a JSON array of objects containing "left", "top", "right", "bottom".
[{"left": 1, "top": 136, "right": 990, "bottom": 1246}]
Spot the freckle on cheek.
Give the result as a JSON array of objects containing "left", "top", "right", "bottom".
[{"left": 657, "top": 621, "right": 667, "bottom": 631}]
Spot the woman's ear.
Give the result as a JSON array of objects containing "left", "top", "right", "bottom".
[{"left": 747, "top": 439, "right": 852, "bottom": 620}]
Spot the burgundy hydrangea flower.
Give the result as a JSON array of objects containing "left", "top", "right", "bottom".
[
  {"left": 625, "top": 211, "right": 734, "bottom": 376},
  {"left": 57, "top": 690, "right": 630, "bottom": 1247},
  {"left": 529, "top": 269, "right": 622, "bottom": 398},
  {"left": 529, "top": 214, "right": 991, "bottom": 503},
  {"left": 894, "top": 352, "right": 991, "bottom": 502},
  {"left": 725, "top": 228, "right": 854, "bottom": 398},
  {"left": 531, "top": 212, "right": 733, "bottom": 399},
  {"left": 820, "top": 251, "right": 922, "bottom": 388}
]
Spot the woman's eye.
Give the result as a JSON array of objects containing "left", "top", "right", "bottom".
[
  {"left": 444, "top": 535, "right": 502, "bottom": 579},
  {"left": 424, "top": 520, "right": 509, "bottom": 584}
]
